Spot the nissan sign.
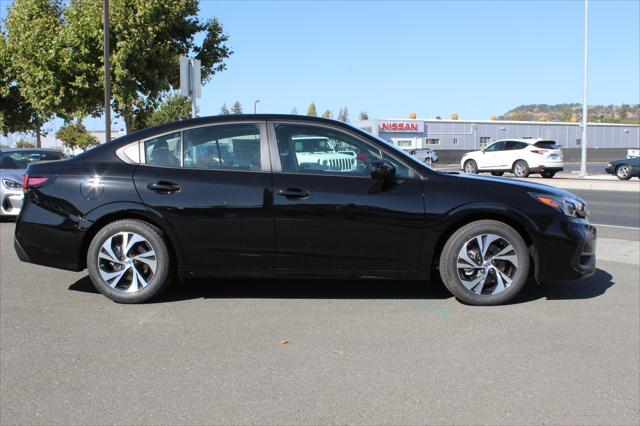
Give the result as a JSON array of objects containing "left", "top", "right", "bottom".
[{"left": 379, "top": 121, "right": 424, "bottom": 132}]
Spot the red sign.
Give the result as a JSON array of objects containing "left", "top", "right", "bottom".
[{"left": 379, "top": 121, "right": 424, "bottom": 132}]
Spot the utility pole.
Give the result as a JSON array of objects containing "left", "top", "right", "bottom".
[
  {"left": 254, "top": 100, "right": 260, "bottom": 114},
  {"left": 580, "top": 0, "right": 589, "bottom": 177},
  {"left": 103, "top": 0, "right": 111, "bottom": 143}
]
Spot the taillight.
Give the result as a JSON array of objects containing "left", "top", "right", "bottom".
[{"left": 22, "top": 174, "right": 48, "bottom": 191}]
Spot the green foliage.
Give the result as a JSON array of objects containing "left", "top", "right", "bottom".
[
  {"left": 56, "top": 122, "right": 99, "bottom": 151},
  {"left": 147, "top": 93, "right": 193, "bottom": 127},
  {"left": 3, "top": 0, "right": 232, "bottom": 133},
  {"left": 231, "top": 101, "right": 242, "bottom": 114},
  {"left": 14, "top": 138, "right": 36, "bottom": 148},
  {"left": 306, "top": 102, "right": 317, "bottom": 117},
  {"left": 219, "top": 103, "right": 230, "bottom": 115},
  {"left": 501, "top": 103, "right": 639, "bottom": 124},
  {"left": 358, "top": 111, "right": 368, "bottom": 120},
  {"left": 337, "top": 106, "right": 349, "bottom": 122},
  {"left": 321, "top": 109, "right": 332, "bottom": 119}
]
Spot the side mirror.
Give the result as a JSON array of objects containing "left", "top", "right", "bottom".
[
  {"left": 370, "top": 159, "right": 396, "bottom": 181},
  {"left": 481, "top": 147, "right": 486, "bottom": 153}
]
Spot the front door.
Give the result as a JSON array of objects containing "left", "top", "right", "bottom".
[
  {"left": 133, "top": 122, "right": 274, "bottom": 268},
  {"left": 479, "top": 141, "right": 506, "bottom": 169},
  {"left": 269, "top": 122, "right": 425, "bottom": 272}
]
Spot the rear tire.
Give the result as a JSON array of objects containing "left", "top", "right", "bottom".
[
  {"left": 439, "top": 220, "right": 529, "bottom": 306},
  {"left": 512, "top": 160, "right": 529, "bottom": 178},
  {"left": 615, "top": 164, "right": 632, "bottom": 180},
  {"left": 540, "top": 171, "right": 556, "bottom": 178},
  {"left": 87, "top": 219, "right": 173, "bottom": 303},
  {"left": 491, "top": 172, "right": 504, "bottom": 176},
  {"left": 464, "top": 160, "right": 479, "bottom": 174}
]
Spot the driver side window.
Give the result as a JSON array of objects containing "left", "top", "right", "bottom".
[
  {"left": 485, "top": 141, "right": 505, "bottom": 152},
  {"left": 274, "top": 124, "right": 382, "bottom": 176}
]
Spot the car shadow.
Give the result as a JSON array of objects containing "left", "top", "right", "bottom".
[{"left": 68, "top": 268, "right": 615, "bottom": 304}]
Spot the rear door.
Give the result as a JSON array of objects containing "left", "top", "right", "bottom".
[
  {"left": 269, "top": 121, "right": 425, "bottom": 272},
  {"left": 133, "top": 122, "right": 274, "bottom": 269},
  {"left": 504, "top": 141, "right": 529, "bottom": 168}
]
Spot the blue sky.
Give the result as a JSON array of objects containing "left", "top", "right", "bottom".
[{"left": 2, "top": 0, "right": 639, "bottom": 133}]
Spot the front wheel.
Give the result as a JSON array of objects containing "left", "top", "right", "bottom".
[
  {"left": 464, "top": 160, "right": 479, "bottom": 174},
  {"left": 512, "top": 160, "right": 529, "bottom": 178},
  {"left": 439, "top": 220, "right": 530, "bottom": 305},
  {"left": 616, "top": 164, "right": 632, "bottom": 180},
  {"left": 540, "top": 171, "right": 556, "bottom": 178},
  {"left": 87, "top": 219, "right": 173, "bottom": 303}
]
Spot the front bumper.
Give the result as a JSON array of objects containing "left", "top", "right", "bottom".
[
  {"left": 534, "top": 219, "right": 596, "bottom": 282},
  {"left": 605, "top": 166, "right": 615, "bottom": 175},
  {"left": 1, "top": 189, "right": 24, "bottom": 216}
]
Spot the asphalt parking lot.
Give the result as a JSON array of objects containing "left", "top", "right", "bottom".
[{"left": 1, "top": 196, "right": 639, "bottom": 425}]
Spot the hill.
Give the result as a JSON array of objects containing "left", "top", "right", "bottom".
[{"left": 499, "top": 103, "right": 639, "bottom": 124}]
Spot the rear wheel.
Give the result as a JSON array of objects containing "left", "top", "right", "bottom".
[
  {"left": 464, "top": 160, "right": 479, "bottom": 174},
  {"left": 512, "top": 160, "right": 529, "bottom": 178},
  {"left": 615, "top": 164, "right": 632, "bottom": 180},
  {"left": 439, "top": 220, "right": 529, "bottom": 305},
  {"left": 87, "top": 219, "right": 172, "bottom": 303},
  {"left": 540, "top": 171, "right": 556, "bottom": 178},
  {"left": 491, "top": 172, "right": 504, "bottom": 176}
]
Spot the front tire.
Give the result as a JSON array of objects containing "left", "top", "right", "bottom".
[
  {"left": 464, "top": 160, "right": 479, "bottom": 174},
  {"left": 439, "top": 220, "right": 530, "bottom": 305},
  {"left": 87, "top": 219, "right": 172, "bottom": 303},
  {"left": 512, "top": 160, "right": 529, "bottom": 178},
  {"left": 615, "top": 164, "right": 632, "bottom": 180}
]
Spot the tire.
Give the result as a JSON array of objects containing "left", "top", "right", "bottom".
[
  {"left": 87, "top": 219, "right": 173, "bottom": 303},
  {"left": 464, "top": 160, "right": 479, "bottom": 174},
  {"left": 615, "top": 164, "right": 632, "bottom": 180},
  {"left": 439, "top": 220, "right": 530, "bottom": 306},
  {"left": 491, "top": 172, "right": 504, "bottom": 176},
  {"left": 512, "top": 160, "right": 529, "bottom": 178},
  {"left": 540, "top": 171, "right": 556, "bottom": 179}
]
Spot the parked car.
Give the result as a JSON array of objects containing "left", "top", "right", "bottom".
[
  {"left": 0, "top": 148, "right": 68, "bottom": 217},
  {"left": 14, "top": 115, "right": 595, "bottom": 305},
  {"left": 461, "top": 139, "right": 563, "bottom": 178},
  {"left": 605, "top": 157, "right": 640, "bottom": 180},
  {"left": 409, "top": 148, "right": 439, "bottom": 163}
]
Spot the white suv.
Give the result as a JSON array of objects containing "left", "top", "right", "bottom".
[{"left": 460, "top": 139, "right": 564, "bottom": 178}]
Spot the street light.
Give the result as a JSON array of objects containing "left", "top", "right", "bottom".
[
  {"left": 254, "top": 100, "right": 260, "bottom": 114},
  {"left": 580, "top": 0, "right": 589, "bottom": 177}
]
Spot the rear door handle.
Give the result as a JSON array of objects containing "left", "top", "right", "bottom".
[
  {"left": 278, "top": 188, "right": 309, "bottom": 198},
  {"left": 148, "top": 181, "right": 180, "bottom": 193}
]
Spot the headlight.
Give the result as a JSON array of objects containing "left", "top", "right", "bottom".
[
  {"left": 2, "top": 178, "right": 22, "bottom": 190},
  {"left": 530, "top": 193, "right": 587, "bottom": 218}
]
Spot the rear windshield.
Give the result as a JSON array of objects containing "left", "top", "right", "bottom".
[
  {"left": 0, "top": 150, "right": 68, "bottom": 169},
  {"left": 533, "top": 141, "right": 558, "bottom": 149}
]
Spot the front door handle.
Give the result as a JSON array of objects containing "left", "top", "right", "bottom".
[
  {"left": 148, "top": 181, "right": 180, "bottom": 193},
  {"left": 278, "top": 188, "right": 309, "bottom": 198}
]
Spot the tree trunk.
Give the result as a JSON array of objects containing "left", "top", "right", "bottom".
[{"left": 35, "top": 118, "right": 41, "bottom": 148}]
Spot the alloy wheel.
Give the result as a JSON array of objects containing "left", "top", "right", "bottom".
[
  {"left": 456, "top": 233, "right": 519, "bottom": 296},
  {"left": 464, "top": 161, "right": 477, "bottom": 174},
  {"left": 514, "top": 163, "right": 526, "bottom": 177},
  {"left": 617, "top": 165, "right": 630, "bottom": 179},
  {"left": 97, "top": 232, "right": 157, "bottom": 293}
]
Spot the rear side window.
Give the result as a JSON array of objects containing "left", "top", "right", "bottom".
[
  {"left": 145, "top": 132, "right": 181, "bottom": 167},
  {"left": 183, "top": 123, "right": 262, "bottom": 171},
  {"left": 534, "top": 140, "right": 558, "bottom": 149}
]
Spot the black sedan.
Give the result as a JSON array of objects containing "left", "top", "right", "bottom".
[
  {"left": 14, "top": 115, "right": 596, "bottom": 305},
  {"left": 605, "top": 156, "right": 640, "bottom": 180}
]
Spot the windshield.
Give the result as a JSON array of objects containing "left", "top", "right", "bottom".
[{"left": 0, "top": 150, "right": 68, "bottom": 169}]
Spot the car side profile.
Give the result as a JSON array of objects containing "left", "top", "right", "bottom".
[
  {"left": 14, "top": 115, "right": 595, "bottom": 305},
  {"left": 605, "top": 156, "right": 640, "bottom": 180},
  {"left": 409, "top": 148, "right": 439, "bottom": 163},
  {"left": 461, "top": 139, "right": 564, "bottom": 178}
]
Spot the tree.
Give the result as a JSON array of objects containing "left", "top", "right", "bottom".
[
  {"left": 56, "top": 122, "right": 99, "bottom": 152},
  {"left": 306, "top": 102, "right": 317, "bottom": 117},
  {"left": 4, "top": 0, "right": 232, "bottom": 133},
  {"left": 450, "top": 113, "right": 459, "bottom": 120},
  {"left": 358, "top": 111, "right": 369, "bottom": 120},
  {"left": 14, "top": 138, "right": 35, "bottom": 148},
  {"left": 219, "top": 103, "right": 230, "bottom": 115},
  {"left": 291, "top": 107, "right": 298, "bottom": 115},
  {"left": 231, "top": 101, "right": 243, "bottom": 114},
  {"left": 618, "top": 103, "right": 629, "bottom": 120},
  {"left": 147, "top": 93, "right": 193, "bottom": 127},
  {"left": 322, "top": 109, "right": 332, "bottom": 119},
  {"left": 337, "top": 106, "right": 349, "bottom": 122}
]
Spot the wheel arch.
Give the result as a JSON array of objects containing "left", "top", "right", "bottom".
[{"left": 79, "top": 204, "right": 182, "bottom": 270}]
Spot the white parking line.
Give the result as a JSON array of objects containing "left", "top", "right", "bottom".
[{"left": 593, "top": 223, "right": 640, "bottom": 230}]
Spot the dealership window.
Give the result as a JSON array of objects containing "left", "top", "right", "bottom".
[
  {"left": 452, "top": 138, "right": 459, "bottom": 145},
  {"left": 395, "top": 139, "right": 414, "bottom": 148},
  {"left": 479, "top": 137, "right": 491, "bottom": 148},
  {"left": 522, "top": 136, "right": 534, "bottom": 139},
  {"left": 182, "top": 123, "right": 262, "bottom": 170},
  {"left": 144, "top": 132, "right": 181, "bottom": 167},
  {"left": 425, "top": 138, "right": 440, "bottom": 145},
  {"left": 576, "top": 138, "right": 581, "bottom": 146}
]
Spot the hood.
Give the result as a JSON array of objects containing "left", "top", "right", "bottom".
[
  {"left": 449, "top": 172, "right": 583, "bottom": 201},
  {"left": 0, "top": 168, "right": 26, "bottom": 185}
]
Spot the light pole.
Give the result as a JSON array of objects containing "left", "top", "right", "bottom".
[
  {"left": 580, "top": 0, "right": 589, "bottom": 177},
  {"left": 254, "top": 100, "right": 260, "bottom": 114},
  {"left": 103, "top": 0, "right": 111, "bottom": 143}
]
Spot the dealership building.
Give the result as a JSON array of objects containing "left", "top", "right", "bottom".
[{"left": 351, "top": 118, "right": 640, "bottom": 162}]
